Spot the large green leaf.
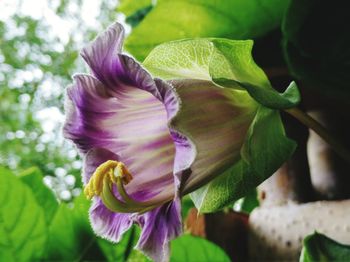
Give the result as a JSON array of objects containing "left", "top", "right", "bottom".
[
  {"left": 282, "top": 0, "right": 350, "bottom": 100},
  {"left": 19, "top": 167, "right": 58, "bottom": 223},
  {"left": 118, "top": 0, "right": 152, "bottom": 16},
  {"left": 191, "top": 106, "right": 296, "bottom": 212},
  {"left": 46, "top": 193, "right": 136, "bottom": 261},
  {"left": 98, "top": 226, "right": 139, "bottom": 262},
  {"left": 300, "top": 232, "right": 350, "bottom": 262},
  {"left": 45, "top": 194, "right": 103, "bottom": 260},
  {"left": 125, "top": 0, "right": 291, "bottom": 60},
  {"left": 170, "top": 235, "right": 230, "bottom": 262},
  {"left": 0, "top": 167, "right": 47, "bottom": 261}
]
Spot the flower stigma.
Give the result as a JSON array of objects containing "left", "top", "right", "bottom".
[{"left": 84, "top": 160, "right": 166, "bottom": 213}]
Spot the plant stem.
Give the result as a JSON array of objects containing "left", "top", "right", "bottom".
[{"left": 284, "top": 107, "right": 350, "bottom": 164}]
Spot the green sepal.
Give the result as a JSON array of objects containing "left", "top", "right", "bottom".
[{"left": 191, "top": 106, "right": 296, "bottom": 212}]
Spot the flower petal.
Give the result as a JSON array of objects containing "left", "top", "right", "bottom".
[
  {"left": 80, "top": 22, "right": 124, "bottom": 85},
  {"left": 169, "top": 79, "right": 257, "bottom": 193},
  {"left": 63, "top": 74, "right": 118, "bottom": 153},
  {"left": 89, "top": 198, "right": 133, "bottom": 242},
  {"left": 154, "top": 78, "right": 196, "bottom": 191},
  {"left": 136, "top": 198, "right": 182, "bottom": 262},
  {"left": 63, "top": 73, "right": 177, "bottom": 202}
]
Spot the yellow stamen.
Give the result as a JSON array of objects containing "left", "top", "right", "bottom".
[
  {"left": 84, "top": 160, "right": 133, "bottom": 200},
  {"left": 84, "top": 160, "right": 172, "bottom": 213}
]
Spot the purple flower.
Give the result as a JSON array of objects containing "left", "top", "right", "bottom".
[{"left": 64, "top": 22, "right": 256, "bottom": 261}]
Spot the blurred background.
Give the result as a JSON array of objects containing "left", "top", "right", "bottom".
[{"left": 0, "top": 0, "right": 124, "bottom": 202}]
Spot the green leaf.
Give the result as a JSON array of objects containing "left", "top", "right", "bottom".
[
  {"left": 209, "top": 39, "right": 272, "bottom": 89},
  {"left": 144, "top": 38, "right": 301, "bottom": 109},
  {"left": 0, "top": 167, "right": 47, "bottom": 261},
  {"left": 210, "top": 38, "right": 300, "bottom": 109},
  {"left": 170, "top": 235, "right": 230, "bottom": 262},
  {"left": 118, "top": 0, "right": 152, "bottom": 16},
  {"left": 241, "top": 106, "right": 296, "bottom": 175},
  {"left": 300, "top": 232, "right": 350, "bottom": 262},
  {"left": 181, "top": 195, "right": 195, "bottom": 218},
  {"left": 46, "top": 194, "right": 136, "bottom": 261},
  {"left": 19, "top": 167, "right": 58, "bottom": 223},
  {"left": 45, "top": 194, "right": 102, "bottom": 260},
  {"left": 282, "top": 0, "right": 350, "bottom": 100},
  {"left": 98, "top": 226, "right": 139, "bottom": 262},
  {"left": 125, "top": 6, "right": 153, "bottom": 28},
  {"left": 191, "top": 106, "right": 296, "bottom": 212},
  {"left": 143, "top": 38, "right": 213, "bottom": 80},
  {"left": 126, "top": 0, "right": 291, "bottom": 60},
  {"left": 234, "top": 189, "right": 259, "bottom": 214},
  {"left": 127, "top": 249, "right": 152, "bottom": 262}
]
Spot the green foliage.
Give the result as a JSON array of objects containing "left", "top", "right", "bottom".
[
  {"left": 0, "top": 167, "right": 47, "bottom": 261},
  {"left": 118, "top": 0, "right": 152, "bottom": 16},
  {"left": 144, "top": 38, "right": 300, "bottom": 109},
  {"left": 210, "top": 38, "right": 300, "bottom": 109},
  {"left": 127, "top": 234, "right": 232, "bottom": 262},
  {"left": 0, "top": 166, "right": 141, "bottom": 261},
  {"left": 45, "top": 194, "right": 138, "bottom": 261},
  {"left": 98, "top": 227, "right": 138, "bottom": 262},
  {"left": 181, "top": 195, "right": 195, "bottom": 218},
  {"left": 19, "top": 167, "right": 58, "bottom": 222},
  {"left": 170, "top": 235, "right": 231, "bottom": 262},
  {"left": 118, "top": 0, "right": 154, "bottom": 28},
  {"left": 45, "top": 194, "right": 98, "bottom": 260},
  {"left": 144, "top": 38, "right": 296, "bottom": 212},
  {"left": 0, "top": 12, "right": 80, "bottom": 179},
  {"left": 282, "top": 0, "right": 350, "bottom": 100},
  {"left": 300, "top": 232, "right": 350, "bottom": 262},
  {"left": 124, "top": 0, "right": 291, "bottom": 60},
  {"left": 125, "top": 6, "right": 153, "bottom": 28},
  {"left": 234, "top": 189, "right": 259, "bottom": 214},
  {"left": 144, "top": 38, "right": 214, "bottom": 80}
]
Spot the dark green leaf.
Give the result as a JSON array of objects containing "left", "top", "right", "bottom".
[
  {"left": 19, "top": 167, "right": 58, "bottom": 223},
  {"left": 118, "top": 0, "right": 152, "bottom": 16},
  {"left": 214, "top": 79, "right": 300, "bottom": 109},
  {"left": 46, "top": 194, "right": 136, "bottom": 261},
  {"left": 181, "top": 195, "right": 195, "bottom": 218},
  {"left": 45, "top": 194, "right": 105, "bottom": 260},
  {"left": 125, "top": 6, "right": 153, "bottom": 28},
  {"left": 170, "top": 235, "right": 230, "bottom": 262},
  {"left": 211, "top": 38, "right": 300, "bottom": 109},
  {"left": 237, "top": 189, "right": 259, "bottom": 214},
  {"left": 0, "top": 167, "right": 47, "bottom": 261},
  {"left": 241, "top": 106, "right": 296, "bottom": 176},
  {"left": 98, "top": 226, "right": 139, "bottom": 262},
  {"left": 126, "top": 0, "right": 291, "bottom": 60},
  {"left": 301, "top": 232, "right": 350, "bottom": 262},
  {"left": 282, "top": 0, "right": 350, "bottom": 100}
]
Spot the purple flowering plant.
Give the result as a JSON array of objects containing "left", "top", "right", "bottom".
[{"left": 64, "top": 22, "right": 301, "bottom": 261}]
